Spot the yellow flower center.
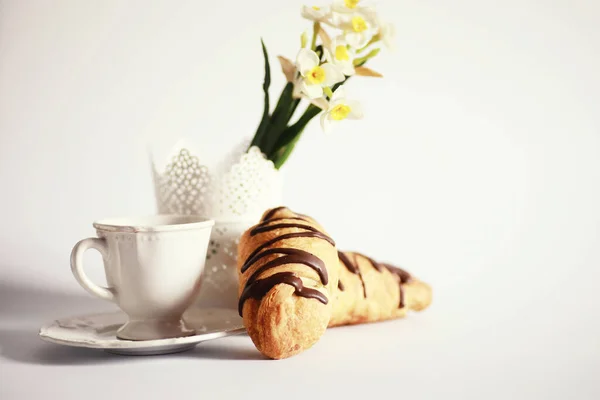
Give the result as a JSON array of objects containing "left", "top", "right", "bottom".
[
  {"left": 344, "top": 0, "right": 359, "bottom": 9},
  {"left": 306, "top": 66, "right": 326, "bottom": 84},
  {"left": 335, "top": 45, "right": 350, "bottom": 61},
  {"left": 312, "top": 5, "right": 320, "bottom": 10},
  {"left": 330, "top": 104, "right": 351, "bottom": 120},
  {"left": 351, "top": 16, "right": 368, "bottom": 33}
]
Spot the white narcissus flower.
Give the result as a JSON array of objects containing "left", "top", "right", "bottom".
[
  {"left": 323, "top": 37, "right": 355, "bottom": 76},
  {"left": 329, "top": 1, "right": 379, "bottom": 49},
  {"left": 330, "top": 8, "right": 377, "bottom": 48},
  {"left": 331, "top": 0, "right": 362, "bottom": 13},
  {"left": 378, "top": 20, "right": 395, "bottom": 49},
  {"left": 296, "top": 48, "right": 344, "bottom": 99},
  {"left": 344, "top": 13, "right": 376, "bottom": 48},
  {"left": 301, "top": 5, "right": 331, "bottom": 23},
  {"left": 320, "top": 87, "right": 363, "bottom": 133}
]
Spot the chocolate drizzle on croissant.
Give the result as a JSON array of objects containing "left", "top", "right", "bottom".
[
  {"left": 260, "top": 206, "right": 287, "bottom": 221},
  {"left": 239, "top": 272, "right": 328, "bottom": 316},
  {"left": 238, "top": 208, "right": 336, "bottom": 316},
  {"left": 244, "top": 231, "right": 335, "bottom": 266},
  {"left": 241, "top": 248, "right": 328, "bottom": 284},
  {"left": 338, "top": 252, "right": 412, "bottom": 308},
  {"left": 250, "top": 222, "right": 323, "bottom": 236},
  {"left": 381, "top": 263, "right": 412, "bottom": 307},
  {"left": 338, "top": 251, "right": 366, "bottom": 298}
]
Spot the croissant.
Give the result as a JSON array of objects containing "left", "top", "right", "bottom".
[
  {"left": 329, "top": 251, "right": 432, "bottom": 327},
  {"left": 237, "top": 207, "right": 339, "bottom": 359}
]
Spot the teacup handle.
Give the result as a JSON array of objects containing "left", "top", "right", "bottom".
[{"left": 70, "top": 237, "right": 116, "bottom": 302}]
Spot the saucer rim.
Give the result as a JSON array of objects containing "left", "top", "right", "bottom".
[{"left": 38, "top": 309, "right": 246, "bottom": 350}]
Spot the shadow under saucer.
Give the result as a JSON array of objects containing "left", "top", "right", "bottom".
[
  {"left": 0, "top": 328, "right": 119, "bottom": 365},
  {"left": 0, "top": 281, "right": 259, "bottom": 364},
  {"left": 0, "top": 327, "right": 263, "bottom": 364}
]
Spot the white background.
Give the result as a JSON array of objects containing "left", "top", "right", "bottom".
[{"left": 1, "top": 0, "right": 599, "bottom": 398}]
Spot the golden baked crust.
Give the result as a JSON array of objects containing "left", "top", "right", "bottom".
[
  {"left": 237, "top": 207, "right": 339, "bottom": 359},
  {"left": 329, "top": 252, "right": 432, "bottom": 327}
]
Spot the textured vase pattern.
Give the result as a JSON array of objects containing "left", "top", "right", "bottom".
[{"left": 151, "top": 139, "right": 282, "bottom": 309}]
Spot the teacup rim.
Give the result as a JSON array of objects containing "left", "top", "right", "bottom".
[{"left": 93, "top": 214, "right": 215, "bottom": 233}]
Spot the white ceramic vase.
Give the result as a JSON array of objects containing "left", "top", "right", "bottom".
[{"left": 150, "top": 139, "right": 282, "bottom": 309}]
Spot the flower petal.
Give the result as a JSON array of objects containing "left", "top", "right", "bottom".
[
  {"left": 331, "top": 0, "right": 350, "bottom": 13},
  {"left": 329, "top": 11, "right": 351, "bottom": 28},
  {"left": 318, "top": 25, "right": 332, "bottom": 49},
  {"left": 381, "top": 22, "right": 396, "bottom": 50},
  {"left": 301, "top": 80, "right": 324, "bottom": 99},
  {"left": 301, "top": 5, "right": 330, "bottom": 21},
  {"left": 311, "top": 97, "right": 329, "bottom": 110},
  {"left": 341, "top": 61, "right": 355, "bottom": 76},
  {"left": 346, "top": 100, "right": 364, "bottom": 119},
  {"left": 321, "top": 63, "right": 345, "bottom": 86},
  {"left": 322, "top": 48, "right": 333, "bottom": 64},
  {"left": 344, "top": 31, "right": 371, "bottom": 48},
  {"left": 301, "top": 5, "right": 317, "bottom": 20},
  {"left": 296, "top": 48, "right": 319, "bottom": 75},
  {"left": 361, "top": 7, "right": 379, "bottom": 24},
  {"left": 320, "top": 111, "right": 328, "bottom": 131},
  {"left": 321, "top": 113, "right": 335, "bottom": 133},
  {"left": 333, "top": 36, "right": 346, "bottom": 47},
  {"left": 344, "top": 32, "right": 362, "bottom": 48},
  {"left": 331, "top": 86, "right": 346, "bottom": 102}
]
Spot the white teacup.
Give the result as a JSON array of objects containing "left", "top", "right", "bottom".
[{"left": 70, "top": 215, "right": 214, "bottom": 341}]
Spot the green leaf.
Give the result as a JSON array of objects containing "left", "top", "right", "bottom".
[
  {"left": 269, "top": 104, "right": 322, "bottom": 167},
  {"left": 249, "top": 39, "right": 272, "bottom": 150},
  {"left": 271, "top": 83, "right": 294, "bottom": 121},
  {"left": 261, "top": 83, "right": 297, "bottom": 156}
]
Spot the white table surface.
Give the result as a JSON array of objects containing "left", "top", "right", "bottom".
[
  {"left": 1, "top": 0, "right": 600, "bottom": 398},
  {"left": 1, "top": 276, "right": 599, "bottom": 400}
]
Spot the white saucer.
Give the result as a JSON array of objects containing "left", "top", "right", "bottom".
[{"left": 39, "top": 307, "right": 245, "bottom": 356}]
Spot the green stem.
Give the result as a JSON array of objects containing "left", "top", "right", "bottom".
[
  {"left": 270, "top": 104, "right": 322, "bottom": 168},
  {"left": 356, "top": 34, "right": 381, "bottom": 53},
  {"left": 269, "top": 73, "right": 354, "bottom": 168},
  {"left": 353, "top": 48, "right": 380, "bottom": 66},
  {"left": 290, "top": 104, "right": 321, "bottom": 135},
  {"left": 274, "top": 128, "right": 304, "bottom": 169}
]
